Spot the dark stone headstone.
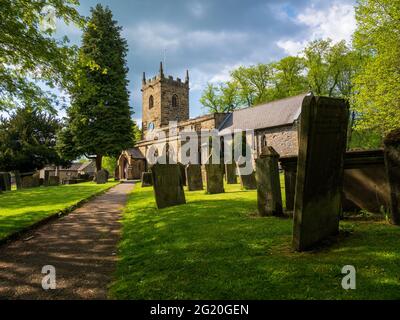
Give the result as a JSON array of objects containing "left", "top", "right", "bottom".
[
  {"left": 185, "top": 164, "right": 203, "bottom": 191},
  {"left": 255, "top": 147, "right": 283, "bottom": 216},
  {"left": 279, "top": 156, "right": 297, "bottom": 211},
  {"left": 48, "top": 176, "right": 60, "bottom": 186},
  {"left": 14, "top": 171, "right": 22, "bottom": 190},
  {"left": 151, "top": 163, "right": 186, "bottom": 209},
  {"left": 384, "top": 128, "right": 400, "bottom": 225},
  {"left": 178, "top": 162, "right": 187, "bottom": 186},
  {"left": 293, "top": 95, "right": 349, "bottom": 251},
  {"left": 95, "top": 169, "right": 108, "bottom": 184},
  {"left": 0, "top": 172, "right": 11, "bottom": 191},
  {"left": 141, "top": 172, "right": 153, "bottom": 187},
  {"left": 204, "top": 164, "right": 224, "bottom": 194},
  {"left": 225, "top": 163, "right": 237, "bottom": 184},
  {"left": 236, "top": 160, "right": 257, "bottom": 190}
]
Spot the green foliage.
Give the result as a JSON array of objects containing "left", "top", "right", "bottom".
[
  {"left": 200, "top": 40, "right": 358, "bottom": 114},
  {"left": 110, "top": 183, "right": 400, "bottom": 299},
  {"left": 102, "top": 156, "right": 117, "bottom": 175},
  {"left": 0, "top": 106, "right": 66, "bottom": 172},
  {"left": 353, "top": 0, "right": 400, "bottom": 134},
  {"left": 0, "top": 181, "right": 118, "bottom": 240},
  {"left": 0, "top": 0, "right": 84, "bottom": 112},
  {"left": 63, "top": 5, "right": 134, "bottom": 168}
]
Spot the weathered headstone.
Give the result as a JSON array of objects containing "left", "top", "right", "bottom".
[
  {"left": 255, "top": 146, "right": 283, "bottom": 216},
  {"left": 236, "top": 158, "right": 257, "bottom": 190},
  {"left": 185, "top": 164, "right": 203, "bottom": 191},
  {"left": 0, "top": 172, "right": 11, "bottom": 191},
  {"left": 384, "top": 128, "right": 400, "bottom": 225},
  {"left": 151, "top": 163, "right": 186, "bottom": 209},
  {"left": 178, "top": 162, "right": 187, "bottom": 186},
  {"left": 141, "top": 171, "right": 153, "bottom": 187},
  {"left": 14, "top": 171, "right": 22, "bottom": 190},
  {"left": 225, "top": 163, "right": 237, "bottom": 184},
  {"left": 279, "top": 156, "right": 297, "bottom": 211},
  {"left": 96, "top": 169, "right": 108, "bottom": 184},
  {"left": 204, "top": 164, "right": 224, "bottom": 194},
  {"left": 48, "top": 175, "right": 60, "bottom": 186},
  {"left": 21, "top": 175, "right": 39, "bottom": 189},
  {"left": 293, "top": 95, "right": 349, "bottom": 251}
]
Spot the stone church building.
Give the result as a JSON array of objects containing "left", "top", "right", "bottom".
[{"left": 117, "top": 62, "right": 305, "bottom": 180}]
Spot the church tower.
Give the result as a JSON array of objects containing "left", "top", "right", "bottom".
[{"left": 141, "top": 62, "right": 189, "bottom": 136}]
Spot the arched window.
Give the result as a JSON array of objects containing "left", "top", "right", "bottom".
[
  {"left": 149, "top": 95, "right": 154, "bottom": 109},
  {"left": 172, "top": 94, "right": 178, "bottom": 108}
]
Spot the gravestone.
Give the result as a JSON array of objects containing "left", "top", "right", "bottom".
[
  {"left": 185, "top": 164, "right": 203, "bottom": 191},
  {"left": 383, "top": 128, "right": 400, "bottom": 225},
  {"left": 151, "top": 163, "right": 186, "bottom": 209},
  {"left": 293, "top": 95, "right": 349, "bottom": 251},
  {"left": 21, "top": 175, "right": 39, "bottom": 188},
  {"left": 204, "top": 164, "right": 224, "bottom": 194},
  {"left": 43, "top": 170, "right": 50, "bottom": 186},
  {"left": 48, "top": 176, "right": 60, "bottom": 186},
  {"left": 225, "top": 163, "right": 237, "bottom": 184},
  {"left": 96, "top": 169, "right": 108, "bottom": 184},
  {"left": 178, "top": 163, "right": 187, "bottom": 186},
  {"left": 0, "top": 172, "right": 11, "bottom": 191},
  {"left": 141, "top": 172, "right": 153, "bottom": 187},
  {"left": 14, "top": 171, "right": 22, "bottom": 190},
  {"left": 255, "top": 146, "right": 283, "bottom": 216},
  {"left": 236, "top": 158, "right": 257, "bottom": 190}
]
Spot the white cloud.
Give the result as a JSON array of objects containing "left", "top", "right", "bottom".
[{"left": 277, "top": 2, "right": 356, "bottom": 55}]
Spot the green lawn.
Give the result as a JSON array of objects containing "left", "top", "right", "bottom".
[
  {"left": 0, "top": 181, "right": 118, "bottom": 240},
  {"left": 110, "top": 183, "right": 400, "bottom": 299}
]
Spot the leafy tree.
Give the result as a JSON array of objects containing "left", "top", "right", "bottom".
[
  {"left": 0, "top": 0, "right": 83, "bottom": 112},
  {"left": 0, "top": 106, "right": 66, "bottom": 173},
  {"left": 102, "top": 156, "right": 117, "bottom": 175},
  {"left": 63, "top": 5, "right": 134, "bottom": 171},
  {"left": 200, "top": 82, "right": 241, "bottom": 113},
  {"left": 272, "top": 56, "right": 308, "bottom": 99},
  {"left": 353, "top": 0, "right": 400, "bottom": 134}
]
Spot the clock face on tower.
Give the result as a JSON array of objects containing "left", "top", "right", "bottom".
[{"left": 148, "top": 122, "right": 155, "bottom": 131}]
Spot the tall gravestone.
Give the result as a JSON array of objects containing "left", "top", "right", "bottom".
[
  {"left": 236, "top": 158, "right": 257, "bottom": 190},
  {"left": 293, "top": 95, "right": 349, "bottom": 251},
  {"left": 141, "top": 171, "right": 153, "bottom": 187},
  {"left": 178, "top": 163, "right": 187, "bottom": 186},
  {"left": 204, "top": 164, "right": 224, "bottom": 194},
  {"left": 186, "top": 164, "right": 203, "bottom": 191},
  {"left": 14, "top": 171, "right": 22, "bottom": 190},
  {"left": 0, "top": 172, "right": 11, "bottom": 191},
  {"left": 225, "top": 163, "right": 237, "bottom": 184},
  {"left": 383, "top": 128, "right": 400, "bottom": 225},
  {"left": 255, "top": 146, "right": 283, "bottom": 216},
  {"left": 151, "top": 163, "right": 186, "bottom": 209}
]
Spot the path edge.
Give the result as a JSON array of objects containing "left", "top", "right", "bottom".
[{"left": 0, "top": 182, "right": 121, "bottom": 247}]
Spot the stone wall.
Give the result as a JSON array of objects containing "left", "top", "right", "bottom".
[{"left": 255, "top": 125, "right": 298, "bottom": 157}]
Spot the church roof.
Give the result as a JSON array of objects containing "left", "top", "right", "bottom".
[
  {"left": 218, "top": 93, "right": 308, "bottom": 135},
  {"left": 126, "top": 147, "right": 145, "bottom": 159}
]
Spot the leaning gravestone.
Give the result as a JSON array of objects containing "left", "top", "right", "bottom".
[
  {"left": 293, "top": 95, "right": 349, "bottom": 251},
  {"left": 141, "top": 171, "right": 153, "bottom": 187},
  {"left": 383, "top": 128, "right": 400, "bottom": 225},
  {"left": 255, "top": 146, "right": 283, "bottom": 216},
  {"left": 225, "top": 163, "right": 237, "bottom": 184},
  {"left": 14, "top": 171, "right": 22, "bottom": 190},
  {"left": 151, "top": 163, "right": 186, "bottom": 209},
  {"left": 236, "top": 157, "right": 257, "bottom": 190},
  {"left": 96, "top": 169, "right": 108, "bottom": 184},
  {"left": 204, "top": 164, "right": 224, "bottom": 194},
  {"left": 186, "top": 164, "right": 203, "bottom": 191}
]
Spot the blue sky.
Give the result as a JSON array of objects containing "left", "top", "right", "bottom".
[{"left": 55, "top": 0, "right": 356, "bottom": 126}]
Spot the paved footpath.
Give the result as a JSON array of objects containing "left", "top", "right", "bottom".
[{"left": 0, "top": 182, "right": 135, "bottom": 299}]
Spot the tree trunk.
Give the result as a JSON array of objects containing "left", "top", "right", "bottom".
[{"left": 95, "top": 154, "right": 103, "bottom": 172}]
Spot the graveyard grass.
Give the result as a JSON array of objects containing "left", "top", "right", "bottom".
[
  {"left": 0, "top": 181, "right": 118, "bottom": 240},
  {"left": 110, "top": 183, "right": 400, "bottom": 300}
]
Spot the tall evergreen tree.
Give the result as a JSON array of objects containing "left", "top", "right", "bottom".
[{"left": 63, "top": 4, "right": 134, "bottom": 171}]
